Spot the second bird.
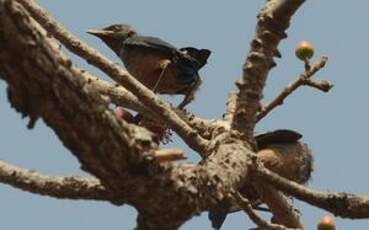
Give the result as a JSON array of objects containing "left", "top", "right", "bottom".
[{"left": 88, "top": 24, "right": 211, "bottom": 109}]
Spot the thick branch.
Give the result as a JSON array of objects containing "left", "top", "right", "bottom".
[
  {"left": 0, "top": 0, "right": 156, "bottom": 190},
  {"left": 257, "top": 56, "right": 332, "bottom": 122},
  {"left": 0, "top": 160, "right": 115, "bottom": 202},
  {"left": 0, "top": 4, "right": 256, "bottom": 228},
  {"left": 0, "top": 1, "right": 322, "bottom": 228},
  {"left": 230, "top": 0, "right": 306, "bottom": 142},
  {"left": 15, "top": 0, "right": 210, "bottom": 156},
  {"left": 255, "top": 166, "right": 369, "bottom": 219}
]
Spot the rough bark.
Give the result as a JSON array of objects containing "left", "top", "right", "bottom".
[
  {"left": 0, "top": 1, "right": 253, "bottom": 228},
  {"left": 230, "top": 0, "right": 306, "bottom": 143},
  {"left": 15, "top": 0, "right": 210, "bottom": 156},
  {"left": 0, "top": 160, "right": 115, "bottom": 202},
  {"left": 2, "top": 0, "right": 364, "bottom": 229},
  {"left": 255, "top": 166, "right": 369, "bottom": 219}
]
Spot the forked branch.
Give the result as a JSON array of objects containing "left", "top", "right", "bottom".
[
  {"left": 257, "top": 56, "right": 333, "bottom": 122},
  {"left": 230, "top": 0, "right": 306, "bottom": 142},
  {"left": 15, "top": 0, "right": 210, "bottom": 156},
  {"left": 234, "top": 192, "right": 301, "bottom": 230}
]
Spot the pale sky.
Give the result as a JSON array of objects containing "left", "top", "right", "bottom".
[{"left": 1, "top": 1, "right": 369, "bottom": 229}]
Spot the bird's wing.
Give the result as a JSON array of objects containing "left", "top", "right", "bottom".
[
  {"left": 125, "top": 36, "right": 205, "bottom": 86},
  {"left": 255, "top": 129, "right": 302, "bottom": 149},
  {"left": 180, "top": 47, "right": 211, "bottom": 69},
  {"left": 124, "top": 35, "right": 178, "bottom": 56}
]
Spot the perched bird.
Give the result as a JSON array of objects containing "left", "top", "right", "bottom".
[
  {"left": 88, "top": 24, "right": 211, "bottom": 109},
  {"left": 208, "top": 129, "right": 314, "bottom": 230}
]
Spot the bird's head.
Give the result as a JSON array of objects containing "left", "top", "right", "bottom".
[{"left": 87, "top": 24, "right": 136, "bottom": 55}]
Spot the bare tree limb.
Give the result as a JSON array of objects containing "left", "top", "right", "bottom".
[
  {"left": 304, "top": 79, "right": 333, "bottom": 92},
  {"left": 253, "top": 183, "right": 302, "bottom": 228},
  {"left": 233, "top": 192, "right": 301, "bottom": 230},
  {"left": 255, "top": 165, "right": 369, "bottom": 219},
  {"left": 15, "top": 0, "right": 210, "bottom": 156},
  {"left": 0, "top": 3, "right": 256, "bottom": 228},
  {"left": 91, "top": 76, "right": 218, "bottom": 140},
  {"left": 230, "top": 0, "right": 306, "bottom": 142},
  {"left": 0, "top": 0, "right": 157, "bottom": 189},
  {"left": 92, "top": 77, "right": 152, "bottom": 116},
  {"left": 0, "top": 160, "right": 117, "bottom": 202},
  {"left": 0, "top": 0, "right": 342, "bottom": 228},
  {"left": 92, "top": 79, "right": 220, "bottom": 140},
  {"left": 257, "top": 56, "right": 332, "bottom": 122}
]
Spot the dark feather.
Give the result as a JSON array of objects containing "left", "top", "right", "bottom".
[
  {"left": 124, "top": 35, "right": 178, "bottom": 56},
  {"left": 180, "top": 47, "right": 211, "bottom": 69},
  {"left": 175, "top": 57, "right": 200, "bottom": 85},
  {"left": 255, "top": 129, "right": 302, "bottom": 149}
]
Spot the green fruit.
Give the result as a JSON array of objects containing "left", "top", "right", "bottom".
[
  {"left": 317, "top": 215, "right": 335, "bottom": 230},
  {"left": 295, "top": 40, "right": 314, "bottom": 61}
]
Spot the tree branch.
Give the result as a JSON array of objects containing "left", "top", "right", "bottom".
[
  {"left": 0, "top": 0, "right": 332, "bottom": 228},
  {"left": 253, "top": 183, "right": 302, "bottom": 228},
  {"left": 15, "top": 0, "right": 210, "bottom": 156},
  {"left": 230, "top": 0, "right": 306, "bottom": 142},
  {"left": 0, "top": 0, "right": 157, "bottom": 189},
  {"left": 234, "top": 192, "right": 301, "bottom": 230},
  {"left": 255, "top": 165, "right": 369, "bottom": 219},
  {"left": 0, "top": 160, "right": 118, "bottom": 202},
  {"left": 304, "top": 79, "right": 333, "bottom": 92},
  {"left": 257, "top": 56, "right": 332, "bottom": 122},
  {"left": 92, "top": 77, "right": 152, "bottom": 116},
  {"left": 0, "top": 3, "right": 257, "bottom": 227},
  {"left": 91, "top": 76, "right": 218, "bottom": 141},
  {"left": 153, "top": 148, "right": 186, "bottom": 162}
]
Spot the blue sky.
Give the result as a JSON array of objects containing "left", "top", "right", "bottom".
[{"left": 1, "top": 0, "right": 369, "bottom": 229}]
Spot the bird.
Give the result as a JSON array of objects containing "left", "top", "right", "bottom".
[
  {"left": 208, "top": 129, "right": 314, "bottom": 230},
  {"left": 87, "top": 24, "right": 211, "bottom": 109}
]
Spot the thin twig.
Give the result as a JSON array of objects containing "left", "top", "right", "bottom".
[
  {"left": 257, "top": 56, "right": 332, "bottom": 122},
  {"left": 154, "top": 148, "right": 187, "bottom": 162},
  {"left": 16, "top": 0, "right": 210, "bottom": 156},
  {"left": 304, "top": 79, "right": 333, "bottom": 92},
  {"left": 233, "top": 192, "right": 301, "bottom": 230}
]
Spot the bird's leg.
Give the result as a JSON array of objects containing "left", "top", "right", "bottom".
[
  {"left": 177, "top": 91, "right": 195, "bottom": 110},
  {"left": 153, "top": 61, "right": 170, "bottom": 93},
  {"left": 177, "top": 77, "right": 202, "bottom": 109}
]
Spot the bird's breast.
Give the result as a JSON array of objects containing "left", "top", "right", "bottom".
[{"left": 120, "top": 47, "right": 195, "bottom": 95}]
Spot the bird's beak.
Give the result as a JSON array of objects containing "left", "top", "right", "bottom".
[{"left": 87, "top": 29, "right": 114, "bottom": 38}]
